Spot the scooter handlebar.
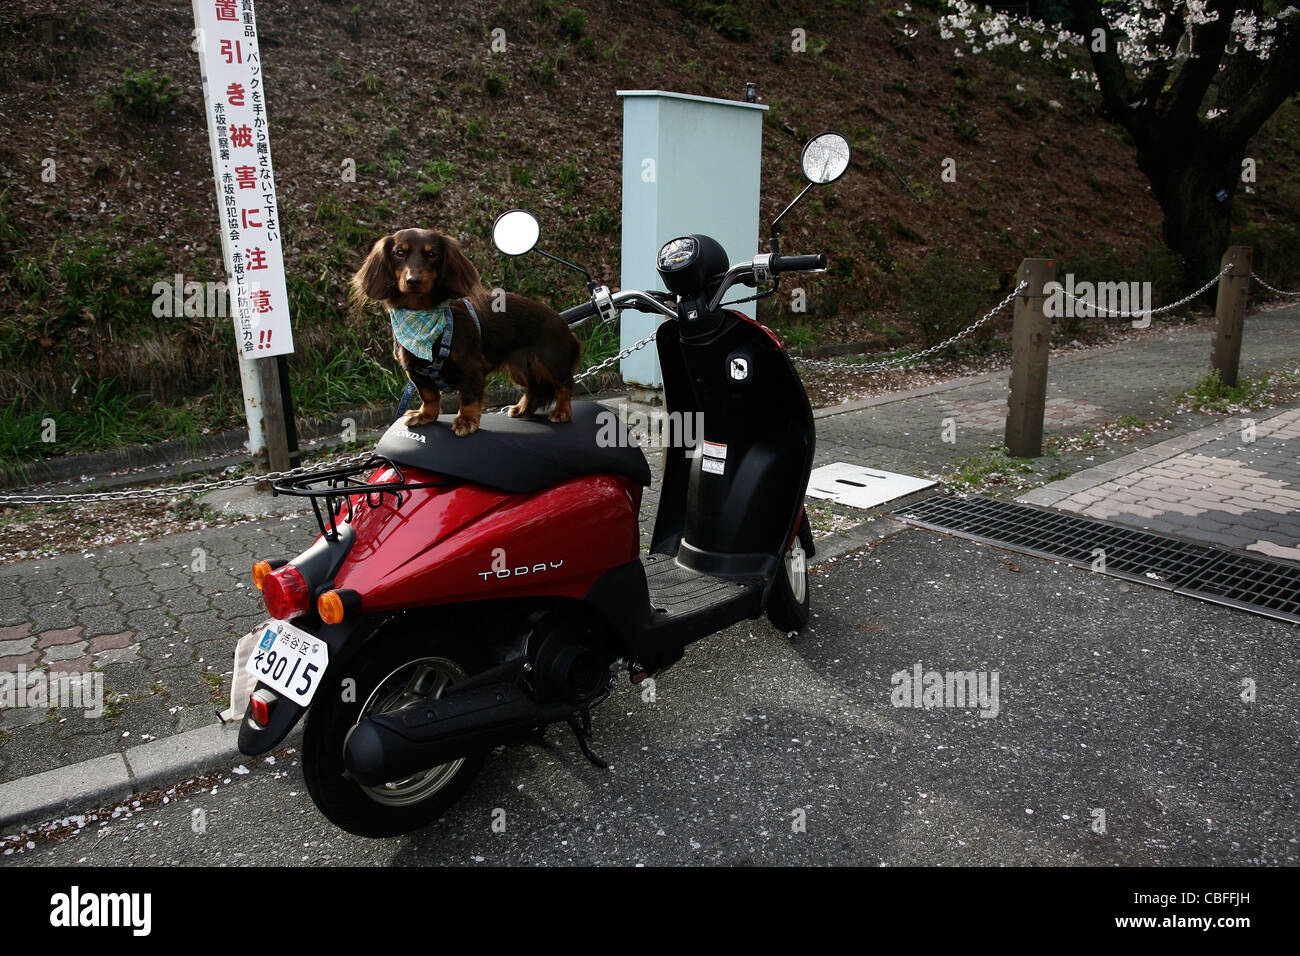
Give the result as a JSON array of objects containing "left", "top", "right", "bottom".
[
  {"left": 560, "top": 301, "right": 599, "bottom": 324},
  {"left": 771, "top": 253, "right": 827, "bottom": 273},
  {"left": 562, "top": 257, "right": 825, "bottom": 325},
  {"left": 564, "top": 290, "right": 678, "bottom": 325}
]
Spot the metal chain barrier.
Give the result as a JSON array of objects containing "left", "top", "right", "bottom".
[
  {"left": 793, "top": 280, "right": 1027, "bottom": 374},
  {"left": 1252, "top": 273, "right": 1300, "bottom": 297},
  {"left": 0, "top": 451, "right": 376, "bottom": 506},
  {"left": 1056, "top": 265, "right": 1230, "bottom": 320},
  {"left": 8, "top": 265, "right": 1292, "bottom": 507},
  {"left": 575, "top": 330, "right": 658, "bottom": 384},
  {"left": 4, "top": 338, "right": 660, "bottom": 506}
]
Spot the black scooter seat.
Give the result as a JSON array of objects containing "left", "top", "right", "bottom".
[{"left": 374, "top": 400, "right": 651, "bottom": 494}]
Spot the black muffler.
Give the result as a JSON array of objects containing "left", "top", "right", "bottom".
[
  {"left": 345, "top": 645, "right": 614, "bottom": 787},
  {"left": 344, "top": 680, "right": 550, "bottom": 786}
]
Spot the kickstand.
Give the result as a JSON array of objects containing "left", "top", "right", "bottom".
[{"left": 567, "top": 710, "right": 609, "bottom": 770}]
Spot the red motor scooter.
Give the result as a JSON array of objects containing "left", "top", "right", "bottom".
[{"left": 237, "top": 133, "right": 852, "bottom": 836}]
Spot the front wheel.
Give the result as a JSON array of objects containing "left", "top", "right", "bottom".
[
  {"left": 302, "top": 623, "right": 488, "bottom": 838},
  {"left": 766, "top": 514, "right": 813, "bottom": 633}
]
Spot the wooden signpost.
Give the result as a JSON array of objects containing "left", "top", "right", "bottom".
[{"left": 192, "top": 0, "right": 296, "bottom": 472}]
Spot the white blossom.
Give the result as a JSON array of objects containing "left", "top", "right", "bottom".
[{"left": 937, "top": 0, "right": 1282, "bottom": 73}]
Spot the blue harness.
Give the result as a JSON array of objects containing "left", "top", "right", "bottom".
[{"left": 389, "top": 298, "right": 482, "bottom": 392}]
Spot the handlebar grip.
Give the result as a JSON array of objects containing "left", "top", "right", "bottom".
[
  {"left": 560, "top": 301, "right": 599, "bottom": 324},
  {"left": 771, "top": 254, "right": 827, "bottom": 272}
]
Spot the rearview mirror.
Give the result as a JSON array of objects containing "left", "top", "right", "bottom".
[
  {"left": 492, "top": 209, "right": 540, "bottom": 256},
  {"left": 801, "top": 132, "right": 851, "bottom": 185}
]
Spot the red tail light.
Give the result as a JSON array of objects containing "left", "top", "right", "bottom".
[
  {"left": 262, "top": 565, "right": 311, "bottom": 620},
  {"left": 249, "top": 691, "right": 271, "bottom": 727}
]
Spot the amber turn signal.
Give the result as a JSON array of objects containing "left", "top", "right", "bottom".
[
  {"left": 318, "top": 590, "right": 346, "bottom": 624},
  {"left": 252, "top": 560, "right": 273, "bottom": 591}
]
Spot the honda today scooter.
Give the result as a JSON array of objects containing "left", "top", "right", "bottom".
[{"left": 237, "top": 132, "right": 852, "bottom": 836}]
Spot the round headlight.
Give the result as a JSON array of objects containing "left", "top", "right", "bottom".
[
  {"left": 655, "top": 234, "right": 729, "bottom": 298},
  {"left": 657, "top": 237, "right": 698, "bottom": 272}
]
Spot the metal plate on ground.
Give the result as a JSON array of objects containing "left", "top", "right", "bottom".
[
  {"left": 892, "top": 494, "right": 1300, "bottom": 624},
  {"left": 806, "top": 462, "right": 937, "bottom": 510}
]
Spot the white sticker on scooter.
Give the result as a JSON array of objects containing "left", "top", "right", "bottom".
[
  {"left": 245, "top": 618, "right": 329, "bottom": 706},
  {"left": 702, "top": 457, "right": 725, "bottom": 475},
  {"left": 729, "top": 356, "right": 749, "bottom": 381},
  {"left": 703, "top": 441, "right": 727, "bottom": 459}
]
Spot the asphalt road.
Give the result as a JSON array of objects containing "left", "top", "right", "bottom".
[{"left": 4, "top": 525, "right": 1296, "bottom": 866}]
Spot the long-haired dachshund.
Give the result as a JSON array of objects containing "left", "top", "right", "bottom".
[{"left": 351, "top": 228, "right": 580, "bottom": 437}]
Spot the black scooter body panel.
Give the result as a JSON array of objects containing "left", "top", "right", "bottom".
[
  {"left": 237, "top": 614, "right": 386, "bottom": 756},
  {"left": 582, "top": 554, "right": 765, "bottom": 667},
  {"left": 581, "top": 307, "right": 815, "bottom": 666},
  {"left": 652, "top": 310, "right": 815, "bottom": 577}
]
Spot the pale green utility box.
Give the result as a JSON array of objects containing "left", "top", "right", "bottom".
[{"left": 617, "top": 90, "right": 768, "bottom": 388}]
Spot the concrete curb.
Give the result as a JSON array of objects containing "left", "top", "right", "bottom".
[
  {"left": 0, "top": 514, "right": 912, "bottom": 833},
  {"left": 4, "top": 379, "right": 625, "bottom": 493},
  {"left": 0, "top": 718, "right": 304, "bottom": 832},
  {"left": 2, "top": 405, "right": 404, "bottom": 492}
]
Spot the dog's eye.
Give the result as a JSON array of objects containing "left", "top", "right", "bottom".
[{"left": 394, "top": 248, "right": 407, "bottom": 258}]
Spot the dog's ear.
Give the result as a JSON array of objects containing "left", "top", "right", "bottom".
[
  {"left": 436, "top": 235, "right": 482, "bottom": 297},
  {"left": 351, "top": 235, "right": 398, "bottom": 304}
]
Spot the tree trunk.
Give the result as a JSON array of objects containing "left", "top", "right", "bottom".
[
  {"left": 1064, "top": 1, "right": 1300, "bottom": 299},
  {"left": 1140, "top": 146, "right": 1243, "bottom": 300}
]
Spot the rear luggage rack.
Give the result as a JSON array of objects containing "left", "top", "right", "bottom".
[{"left": 272, "top": 456, "right": 454, "bottom": 540}]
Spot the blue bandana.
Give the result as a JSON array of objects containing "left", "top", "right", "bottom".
[{"left": 389, "top": 305, "right": 451, "bottom": 362}]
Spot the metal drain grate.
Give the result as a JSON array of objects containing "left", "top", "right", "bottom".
[
  {"left": 893, "top": 494, "right": 1300, "bottom": 624},
  {"left": 1185, "top": 552, "right": 1300, "bottom": 618}
]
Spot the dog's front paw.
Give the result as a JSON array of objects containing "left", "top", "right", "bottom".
[
  {"left": 452, "top": 415, "right": 479, "bottom": 437},
  {"left": 548, "top": 407, "right": 572, "bottom": 423},
  {"left": 402, "top": 408, "right": 438, "bottom": 427}
]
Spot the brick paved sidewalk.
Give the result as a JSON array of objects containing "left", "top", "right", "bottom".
[
  {"left": 1, "top": 305, "right": 1297, "bottom": 785},
  {"left": 0, "top": 515, "right": 316, "bottom": 783},
  {"left": 1022, "top": 405, "right": 1300, "bottom": 560}
]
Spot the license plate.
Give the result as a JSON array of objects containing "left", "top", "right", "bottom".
[{"left": 245, "top": 619, "right": 329, "bottom": 706}]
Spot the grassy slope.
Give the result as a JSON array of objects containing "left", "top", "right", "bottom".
[{"left": 0, "top": 0, "right": 1296, "bottom": 468}]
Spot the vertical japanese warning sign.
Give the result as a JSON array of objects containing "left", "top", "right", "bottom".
[{"left": 192, "top": 0, "right": 293, "bottom": 357}]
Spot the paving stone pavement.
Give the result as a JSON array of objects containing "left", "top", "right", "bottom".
[
  {"left": 0, "top": 515, "right": 317, "bottom": 782},
  {"left": 1, "top": 305, "right": 1297, "bottom": 785},
  {"left": 1022, "top": 405, "right": 1300, "bottom": 559},
  {"left": 940, "top": 396, "right": 1109, "bottom": 430}
]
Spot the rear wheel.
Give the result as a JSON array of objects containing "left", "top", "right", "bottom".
[
  {"left": 766, "top": 515, "right": 813, "bottom": 633},
  {"left": 302, "top": 624, "right": 488, "bottom": 838}
]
